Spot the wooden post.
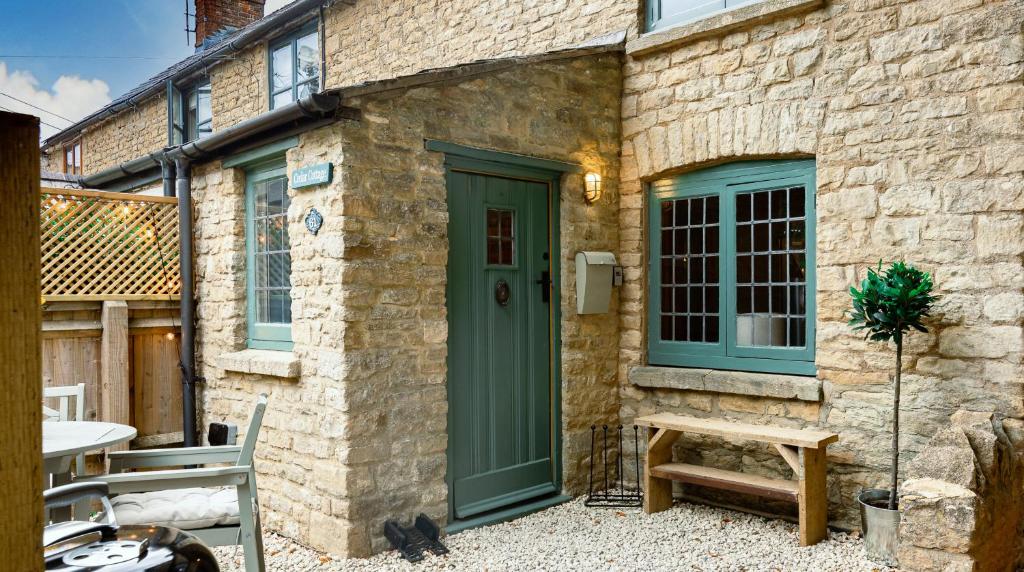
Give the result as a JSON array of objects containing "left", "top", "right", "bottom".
[
  {"left": 101, "top": 300, "right": 130, "bottom": 452},
  {"left": 643, "top": 427, "right": 680, "bottom": 514},
  {"left": 798, "top": 446, "right": 829, "bottom": 546},
  {"left": 0, "top": 111, "right": 43, "bottom": 571}
]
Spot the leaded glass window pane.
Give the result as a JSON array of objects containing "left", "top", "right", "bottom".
[
  {"left": 252, "top": 176, "right": 291, "bottom": 325},
  {"left": 659, "top": 195, "right": 720, "bottom": 343},
  {"left": 486, "top": 208, "right": 514, "bottom": 266},
  {"left": 735, "top": 185, "right": 807, "bottom": 348}
]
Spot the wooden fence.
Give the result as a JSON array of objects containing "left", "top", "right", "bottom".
[
  {"left": 40, "top": 187, "right": 183, "bottom": 453},
  {"left": 40, "top": 188, "right": 180, "bottom": 301},
  {"left": 42, "top": 301, "right": 184, "bottom": 449}
]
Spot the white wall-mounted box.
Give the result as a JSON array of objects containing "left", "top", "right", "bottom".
[{"left": 575, "top": 251, "right": 617, "bottom": 314}]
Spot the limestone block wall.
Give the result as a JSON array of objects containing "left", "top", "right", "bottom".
[
  {"left": 209, "top": 45, "right": 268, "bottom": 132},
  {"left": 42, "top": 1, "right": 639, "bottom": 172},
  {"left": 42, "top": 94, "right": 167, "bottom": 176},
  {"left": 333, "top": 53, "right": 622, "bottom": 555},
  {"left": 322, "top": 0, "right": 638, "bottom": 87},
  {"left": 192, "top": 135, "right": 349, "bottom": 549},
  {"left": 618, "top": 0, "right": 1024, "bottom": 529},
  {"left": 194, "top": 53, "right": 621, "bottom": 557},
  {"left": 899, "top": 411, "right": 1024, "bottom": 570}
]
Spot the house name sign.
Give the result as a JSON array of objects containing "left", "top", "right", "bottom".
[{"left": 291, "top": 162, "right": 333, "bottom": 189}]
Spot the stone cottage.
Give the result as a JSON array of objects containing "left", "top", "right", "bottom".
[{"left": 42, "top": 0, "right": 1023, "bottom": 567}]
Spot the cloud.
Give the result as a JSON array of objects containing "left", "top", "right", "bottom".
[{"left": 0, "top": 62, "right": 112, "bottom": 139}]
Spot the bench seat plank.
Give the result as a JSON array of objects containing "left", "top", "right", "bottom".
[
  {"left": 635, "top": 413, "right": 838, "bottom": 449},
  {"left": 650, "top": 463, "right": 799, "bottom": 502}
]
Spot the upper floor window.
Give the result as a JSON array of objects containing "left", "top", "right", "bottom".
[
  {"left": 269, "top": 26, "right": 319, "bottom": 109},
  {"left": 63, "top": 139, "right": 81, "bottom": 175},
  {"left": 646, "top": 0, "right": 759, "bottom": 32},
  {"left": 648, "top": 160, "right": 816, "bottom": 375},
  {"left": 169, "top": 80, "right": 212, "bottom": 145}
]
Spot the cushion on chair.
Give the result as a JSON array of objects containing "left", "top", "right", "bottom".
[{"left": 111, "top": 487, "right": 239, "bottom": 530}]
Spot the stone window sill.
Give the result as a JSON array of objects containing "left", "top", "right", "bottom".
[
  {"left": 217, "top": 349, "right": 300, "bottom": 379},
  {"left": 626, "top": 0, "right": 823, "bottom": 57},
  {"left": 630, "top": 365, "right": 821, "bottom": 401}
]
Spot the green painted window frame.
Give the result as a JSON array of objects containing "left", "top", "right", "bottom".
[
  {"left": 645, "top": 0, "right": 761, "bottom": 32},
  {"left": 648, "top": 159, "right": 816, "bottom": 375},
  {"left": 245, "top": 159, "right": 293, "bottom": 351},
  {"left": 167, "top": 79, "right": 212, "bottom": 145},
  {"left": 268, "top": 22, "right": 319, "bottom": 110}
]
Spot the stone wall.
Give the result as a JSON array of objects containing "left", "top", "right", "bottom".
[
  {"left": 333, "top": 52, "right": 622, "bottom": 555},
  {"left": 618, "top": 0, "right": 1024, "bottom": 530},
  {"left": 899, "top": 411, "right": 1024, "bottom": 570},
  {"left": 195, "top": 52, "right": 622, "bottom": 557},
  {"left": 191, "top": 133, "right": 349, "bottom": 550},
  {"left": 323, "top": 0, "right": 637, "bottom": 87},
  {"left": 210, "top": 45, "right": 268, "bottom": 132},
  {"left": 43, "top": 0, "right": 640, "bottom": 178},
  {"left": 46, "top": 94, "right": 168, "bottom": 176}
]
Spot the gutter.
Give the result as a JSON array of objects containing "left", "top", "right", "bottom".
[
  {"left": 81, "top": 92, "right": 342, "bottom": 188},
  {"left": 42, "top": 0, "right": 342, "bottom": 149}
]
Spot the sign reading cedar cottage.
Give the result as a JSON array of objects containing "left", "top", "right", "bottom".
[{"left": 291, "top": 162, "right": 332, "bottom": 188}]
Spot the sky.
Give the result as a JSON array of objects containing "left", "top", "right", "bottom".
[{"left": 0, "top": 0, "right": 293, "bottom": 139}]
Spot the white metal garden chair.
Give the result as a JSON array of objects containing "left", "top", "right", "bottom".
[
  {"left": 43, "top": 383, "right": 87, "bottom": 474},
  {"left": 77, "top": 394, "right": 268, "bottom": 572}
]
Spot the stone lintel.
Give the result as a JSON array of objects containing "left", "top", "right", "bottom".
[
  {"left": 626, "top": 0, "right": 824, "bottom": 57},
  {"left": 630, "top": 365, "right": 821, "bottom": 401},
  {"left": 217, "top": 348, "right": 301, "bottom": 379}
]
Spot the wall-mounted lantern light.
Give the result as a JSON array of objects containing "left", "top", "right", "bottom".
[{"left": 583, "top": 172, "right": 602, "bottom": 205}]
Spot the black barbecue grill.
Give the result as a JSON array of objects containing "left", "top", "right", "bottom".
[{"left": 43, "top": 482, "right": 220, "bottom": 572}]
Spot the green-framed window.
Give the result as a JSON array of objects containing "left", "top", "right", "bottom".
[
  {"left": 648, "top": 160, "right": 816, "bottom": 375},
  {"left": 269, "top": 24, "right": 319, "bottom": 109},
  {"left": 245, "top": 160, "right": 293, "bottom": 350},
  {"left": 168, "top": 80, "right": 212, "bottom": 145},
  {"left": 646, "top": 0, "right": 760, "bottom": 32}
]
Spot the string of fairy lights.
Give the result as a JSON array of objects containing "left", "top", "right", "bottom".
[{"left": 40, "top": 193, "right": 182, "bottom": 344}]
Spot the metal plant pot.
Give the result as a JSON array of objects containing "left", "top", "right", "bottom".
[{"left": 858, "top": 488, "right": 900, "bottom": 566}]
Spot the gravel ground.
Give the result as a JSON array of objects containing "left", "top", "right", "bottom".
[{"left": 213, "top": 498, "right": 894, "bottom": 571}]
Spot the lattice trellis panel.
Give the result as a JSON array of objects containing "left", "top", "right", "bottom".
[{"left": 40, "top": 188, "right": 181, "bottom": 301}]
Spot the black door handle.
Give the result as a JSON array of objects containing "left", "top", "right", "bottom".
[{"left": 535, "top": 270, "right": 551, "bottom": 304}]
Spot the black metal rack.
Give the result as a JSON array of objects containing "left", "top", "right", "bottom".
[{"left": 585, "top": 424, "right": 644, "bottom": 508}]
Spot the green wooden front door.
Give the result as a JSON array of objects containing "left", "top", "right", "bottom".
[{"left": 447, "top": 169, "right": 555, "bottom": 519}]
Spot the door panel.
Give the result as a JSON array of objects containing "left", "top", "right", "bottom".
[{"left": 447, "top": 170, "right": 553, "bottom": 519}]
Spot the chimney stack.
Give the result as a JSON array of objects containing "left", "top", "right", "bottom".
[{"left": 194, "top": 0, "right": 266, "bottom": 49}]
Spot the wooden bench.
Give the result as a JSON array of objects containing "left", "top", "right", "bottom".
[{"left": 635, "top": 412, "right": 839, "bottom": 546}]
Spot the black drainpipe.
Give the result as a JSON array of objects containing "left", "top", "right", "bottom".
[
  {"left": 174, "top": 157, "right": 198, "bottom": 448},
  {"left": 161, "top": 160, "right": 176, "bottom": 197}
]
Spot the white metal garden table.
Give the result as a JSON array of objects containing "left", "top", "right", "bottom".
[{"left": 43, "top": 421, "right": 136, "bottom": 520}]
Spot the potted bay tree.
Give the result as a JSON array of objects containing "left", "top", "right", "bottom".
[{"left": 848, "top": 261, "right": 937, "bottom": 565}]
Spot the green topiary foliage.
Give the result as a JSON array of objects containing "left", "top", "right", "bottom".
[
  {"left": 849, "top": 261, "right": 937, "bottom": 343},
  {"left": 848, "top": 261, "right": 938, "bottom": 510}
]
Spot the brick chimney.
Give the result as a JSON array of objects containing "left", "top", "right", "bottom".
[{"left": 194, "top": 0, "right": 266, "bottom": 49}]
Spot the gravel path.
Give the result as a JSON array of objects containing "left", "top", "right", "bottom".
[{"left": 214, "top": 498, "right": 893, "bottom": 571}]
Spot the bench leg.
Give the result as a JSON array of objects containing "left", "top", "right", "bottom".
[
  {"left": 643, "top": 428, "right": 679, "bottom": 515},
  {"left": 798, "top": 447, "right": 828, "bottom": 546}
]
